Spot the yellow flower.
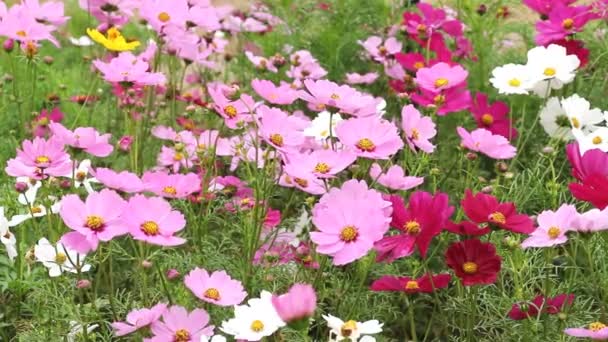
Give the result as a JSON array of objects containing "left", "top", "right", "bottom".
[{"left": 86, "top": 27, "right": 140, "bottom": 52}]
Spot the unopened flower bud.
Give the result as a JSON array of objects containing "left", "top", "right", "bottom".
[
  {"left": 166, "top": 269, "right": 180, "bottom": 280},
  {"left": 15, "top": 182, "right": 28, "bottom": 193},
  {"left": 59, "top": 179, "right": 72, "bottom": 189},
  {"left": 466, "top": 152, "right": 478, "bottom": 161},
  {"left": 542, "top": 146, "right": 554, "bottom": 154},
  {"left": 141, "top": 260, "right": 153, "bottom": 268},
  {"left": 496, "top": 162, "right": 509, "bottom": 172},
  {"left": 481, "top": 186, "right": 493, "bottom": 194},
  {"left": 3, "top": 39, "right": 14, "bottom": 52},
  {"left": 477, "top": 4, "right": 487, "bottom": 15},
  {"left": 76, "top": 279, "right": 91, "bottom": 289},
  {"left": 118, "top": 135, "right": 133, "bottom": 152},
  {"left": 430, "top": 167, "right": 441, "bottom": 175},
  {"left": 185, "top": 105, "right": 197, "bottom": 113},
  {"left": 43, "top": 56, "right": 54, "bottom": 65}
]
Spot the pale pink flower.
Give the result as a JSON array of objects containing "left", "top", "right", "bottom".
[
  {"left": 457, "top": 127, "right": 516, "bottom": 159},
  {"left": 401, "top": 104, "right": 436, "bottom": 153},
  {"left": 245, "top": 51, "right": 277, "bottom": 72},
  {"left": 184, "top": 268, "right": 247, "bottom": 306},
  {"left": 521, "top": 204, "right": 577, "bottom": 248},
  {"left": 124, "top": 195, "right": 186, "bottom": 246},
  {"left": 271, "top": 283, "right": 317, "bottom": 323},
  {"left": 140, "top": 0, "right": 189, "bottom": 32},
  {"left": 251, "top": 79, "right": 299, "bottom": 105},
  {"left": 146, "top": 305, "right": 214, "bottom": 342},
  {"left": 369, "top": 163, "right": 424, "bottom": 191},
  {"left": 415, "top": 62, "right": 468, "bottom": 93},
  {"left": 571, "top": 208, "right": 608, "bottom": 233},
  {"left": 93, "top": 52, "right": 166, "bottom": 86},
  {"left": 336, "top": 117, "right": 404, "bottom": 159},
  {"left": 358, "top": 36, "right": 402, "bottom": 62},
  {"left": 112, "top": 303, "right": 167, "bottom": 337},
  {"left": 94, "top": 167, "right": 144, "bottom": 193},
  {"left": 285, "top": 149, "right": 357, "bottom": 179},
  {"left": 257, "top": 105, "right": 305, "bottom": 152},
  {"left": 142, "top": 171, "right": 200, "bottom": 199},
  {"left": 5, "top": 136, "right": 71, "bottom": 179},
  {"left": 565, "top": 323, "right": 608, "bottom": 340},
  {"left": 49, "top": 122, "right": 113, "bottom": 157},
  {"left": 345, "top": 72, "right": 379, "bottom": 85}
]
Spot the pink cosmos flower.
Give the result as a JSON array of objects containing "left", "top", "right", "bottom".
[
  {"left": 358, "top": 36, "right": 402, "bottom": 63},
  {"left": 310, "top": 179, "right": 392, "bottom": 265},
  {"left": 370, "top": 163, "right": 424, "bottom": 191},
  {"left": 6, "top": 136, "right": 71, "bottom": 180},
  {"left": 298, "top": 79, "right": 379, "bottom": 116},
  {"left": 184, "top": 268, "right": 247, "bottom": 306},
  {"left": 565, "top": 323, "right": 608, "bottom": 340},
  {"left": 123, "top": 195, "right": 186, "bottom": 246},
  {"left": 403, "top": 3, "right": 463, "bottom": 39},
  {"left": 140, "top": 0, "right": 189, "bottom": 32},
  {"left": 415, "top": 62, "right": 468, "bottom": 93},
  {"left": 208, "top": 82, "right": 257, "bottom": 129},
  {"left": 118, "top": 135, "right": 133, "bottom": 151},
  {"left": 146, "top": 305, "right": 214, "bottom": 342},
  {"left": 536, "top": 4, "right": 597, "bottom": 45},
  {"left": 470, "top": 93, "right": 517, "bottom": 140},
  {"left": 245, "top": 51, "right": 278, "bottom": 72},
  {"left": 411, "top": 85, "right": 471, "bottom": 115},
  {"left": 457, "top": 127, "right": 516, "bottom": 159},
  {"left": 336, "top": 117, "right": 404, "bottom": 159},
  {"left": 521, "top": 204, "right": 577, "bottom": 248},
  {"left": 281, "top": 166, "right": 327, "bottom": 195},
  {"left": 94, "top": 167, "right": 144, "bottom": 193},
  {"left": 572, "top": 208, "right": 608, "bottom": 233},
  {"left": 345, "top": 72, "right": 379, "bottom": 85},
  {"left": 49, "top": 122, "right": 113, "bottom": 157},
  {"left": 59, "top": 189, "right": 128, "bottom": 252},
  {"left": 21, "top": 0, "right": 69, "bottom": 26},
  {"left": 32, "top": 107, "right": 63, "bottom": 137},
  {"left": 401, "top": 104, "right": 436, "bottom": 153},
  {"left": 285, "top": 149, "right": 357, "bottom": 179},
  {"left": 111, "top": 303, "right": 167, "bottom": 337},
  {"left": 157, "top": 145, "right": 196, "bottom": 173},
  {"left": 0, "top": 7, "right": 59, "bottom": 46},
  {"left": 254, "top": 239, "right": 295, "bottom": 267},
  {"left": 271, "top": 283, "right": 317, "bottom": 323},
  {"left": 257, "top": 105, "right": 305, "bottom": 152},
  {"left": 523, "top": 0, "right": 576, "bottom": 17},
  {"left": 251, "top": 79, "right": 299, "bottom": 105},
  {"left": 142, "top": 171, "right": 201, "bottom": 199},
  {"left": 93, "top": 53, "right": 166, "bottom": 86}
]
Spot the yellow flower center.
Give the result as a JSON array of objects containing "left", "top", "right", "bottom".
[
  {"left": 404, "top": 220, "right": 421, "bottom": 235},
  {"left": 35, "top": 155, "right": 50, "bottom": 164},
  {"left": 481, "top": 114, "right": 494, "bottom": 126},
  {"left": 433, "top": 94, "right": 445, "bottom": 106},
  {"left": 562, "top": 18, "right": 574, "bottom": 30},
  {"left": 547, "top": 226, "right": 561, "bottom": 239},
  {"left": 543, "top": 67, "right": 556, "bottom": 77},
  {"left": 140, "top": 221, "right": 160, "bottom": 236},
  {"left": 16, "top": 30, "right": 27, "bottom": 37},
  {"left": 224, "top": 105, "right": 238, "bottom": 118},
  {"left": 330, "top": 93, "right": 340, "bottom": 100},
  {"left": 413, "top": 62, "right": 425, "bottom": 70},
  {"left": 55, "top": 252, "right": 67, "bottom": 264},
  {"left": 434, "top": 78, "right": 449, "bottom": 88},
  {"left": 571, "top": 117, "right": 580, "bottom": 128},
  {"left": 314, "top": 162, "right": 331, "bottom": 174},
  {"left": 356, "top": 138, "right": 376, "bottom": 152},
  {"left": 204, "top": 287, "right": 221, "bottom": 300},
  {"left": 378, "top": 46, "right": 388, "bottom": 55},
  {"left": 294, "top": 177, "right": 308, "bottom": 188},
  {"left": 405, "top": 280, "right": 419, "bottom": 290},
  {"left": 173, "top": 152, "right": 184, "bottom": 161},
  {"left": 340, "top": 225, "right": 358, "bottom": 242},
  {"left": 85, "top": 215, "right": 104, "bottom": 231},
  {"left": 411, "top": 128, "right": 420, "bottom": 140},
  {"left": 31, "top": 206, "right": 42, "bottom": 214},
  {"left": 163, "top": 186, "right": 177, "bottom": 195},
  {"left": 106, "top": 27, "right": 121, "bottom": 40},
  {"left": 416, "top": 24, "right": 427, "bottom": 35},
  {"left": 341, "top": 320, "right": 358, "bottom": 337},
  {"left": 593, "top": 136, "right": 603, "bottom": 145},
  {"left": 462, "top": 261, "right": 478, "bottom": 274},
  {"left": 250, "top": 320, "right": 264, "bottom": 332},
  {"left": 508, "top": 78, "right": 521, "bottom": 87},
  {"left": 174, "top": 329, "right": 191, "bottom": 342},
  {"left": 489, "top": 211, "right": 506, "bottom": 225},
  {"left": 590, "top": 322, "right": 607, "bottom": 332},
  {"left": 158, "top": 12, "right": 171, "bottom": 23},
  {"left": 269, "top": 133, "right": 284, "bottom": 147}
]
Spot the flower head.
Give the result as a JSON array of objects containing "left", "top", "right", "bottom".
[
  {"left": 123, "top": 195, "right": 186, "bottom": 246},
  {"left": 147, "top": 305, "right": 214, "bottom": 342},
  {"left": 521, "top": 204, "right": 577, "bottom": 248},
  {"left": 470, "top": 93, "right": 517, "bottom": 139},
  {"left": 323, "top": 314, "right": 383, "bottom": 342},
  {"left": 370, "top": 273, "right": 451, "bottom": 294},
  {"left": 457, "top": 127, "right": 517, "bottom": 159},
  {"left": 111, "top": 303, "right": 167, "bottom": 337},
  {"left": 271, "top": 283, "right": 317, "bottom": 324},
  {"left": 401, "top": 104, "right": 437, "bottom": 153},
  {"left": 336, "top": 117, "right": 404, "bottom": 160},
  {"left": 462, "top": 189, "right": 534, "bottom": 234},
  {"left": 50, "top": 123, "right": 113, "bottom": 157},
  {"left": 6, "top": 136, "right": 71, "bottom": 180},
  {"left": 221, "top": 291, "right": 286, "bottom": 340},
  {"left": 445, "top": 239, "right": 502, "bottom": 286},
  {"left": 142, "top": 171, "right": 201, "bottom": 199},
  {"left": 184, "top": 268, "right": 247, "bottom": 307},
  {"left": 369, "top": 163, "right": 424, "bottom": 191},
  {"left": 34, "top": 237, "right": 91, "bottom": 277},
  {"left": 86, "top": 27, "right": 140, "bottom": 51}
]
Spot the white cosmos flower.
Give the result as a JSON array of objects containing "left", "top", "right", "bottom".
[
  {"left": 574, "top": 127, "right": 608, "bottom": 154},
  {"left": 67, "top": 321, "right": 99, "bottom": 342},
  {"left": 526, "top": 44, "right": 580, "bottom": 96},
  {"left": 303, "top": 111, "right": 343, "bottom": 141},
  {"left": 221, "top": 291, "right": 285, "bottom": 341},
  {"left": 489, "top": 64, "right": 533, "bottom": 95},
  {"left": 34, "top": 238, "right": 91, "bottom": 277},
  {"left": 0, "top": 207, "right": 17, "bottom": 261},
  {"left": 9, "top": 186, "right": 61, "bottom": 227},
  {"left": 324, "top": 314, "right": 383, "bottom": 342},
  {"left": 200, "top": 335, "right": 227, "bottom": 342},
  {"left": 69, "top": 36, "right": 94, "bottom": 47},
  {"left": 561, "top": 94, "right": 604, "bottom": 133},
  {"left": 64, "top": 159, "right": 98, "bottom": 194},
  {"left": 539, "top": 97, "right": 573, "bottom": 141}
]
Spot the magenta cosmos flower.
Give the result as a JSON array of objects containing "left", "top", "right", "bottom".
[
  {"left": 336, "top": 117, "right": 404, "bottom": 160},
  {"left": 32, "top": 107, "right": 63, "bottom": 137},
  {"left": 461, "top": 189, "right": 535, "bottom": 234},
  {"left": 142, "top": 171, "right": 200, "bottom": 199},
  {"left": 123, "top": 195, "right": 186, "bottom": 246},
  {"left": 457, "top": 127, "right": 516, "bottom": 159},
  {"left": 251, "top": 79, "right": 299, "bottom": 105},
  {"left": 565, "top": 322, "right": 608, "bottom": 340},
  {"left": 535, "top": 4, "right": 597, "bottom": 46},
  {"left": 411, "top": 85, "right": 471, "bottom": 116},
  {"left": 470, "top": 93, "right": 517, "bottom": 140},
  {"left": 184, "top": 268, "right": 247, "bottom": 306},
  {"left": 310, "top": 179, "right": 392, "bottom": 265},
  {"left": 415, "top": 62, "right": 468, "bottom": 93},
  {"left": 401, "top": 104, "right": 436, "bottom": 153},
  {"left": 111, "top": 303, "right": 167, "bottom": 337},
  {"left": 59, "top": 189, "right": 128, "bottom": 252},
  {"left": 521, "top": 204, "right": 577, "bottom": 248},
  {"left": 94, "top": 167, "right": 144, "bottom": 193},
  {"left": 6, "top": 136, "right": 71, "bottom": 179},
  {"left": 271, "top": 283, "right": 317, "bottom": 324},
  {"left": 369, "top": 163, "right": 424, "bottom": 191},
  {"left": 146, "top": 305, "right": 214, "bottom": 342},
  {"left": 93, "top": 52, "right": 166, "bottom": 86},
  {"left": 49, "top": 122, "right": 113, "bottom": 157}
]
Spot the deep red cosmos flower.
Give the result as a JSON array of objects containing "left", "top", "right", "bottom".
[
  {"left": 370, "top": 273, "right": 451, "bottom": 294},
  {"left": 508, "top": 294, "right": 575, "bottom": 320},
  {"left": 470, "top": 92, "right": 517, "bottom": 140},
  {"left": 445, "top": 239, "right": 501, "bottom": 286},
  {"left": 374, "top": 192, "right": 454, "bottom": 262},
  {"left": 566, "top": 143, "right": 608, "bottom": 209},
  {"left": 445, "top": 220, "right": 490, "bottom": 236},
  {"left": 461, "top": 189, "right": 535, "bottom": 234}
]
